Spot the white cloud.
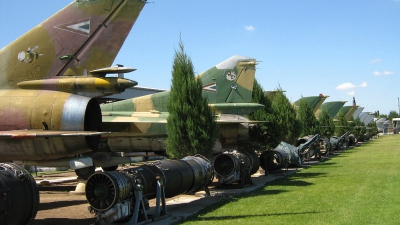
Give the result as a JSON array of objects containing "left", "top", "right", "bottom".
[
  {"left": 245, "top": 25, "right": 255, "bottom": 31},
  {"left": 360, "top": 82, "right": 368, "bottom": 87},
  {"left": 336, "top": 83, "right": 356, "bottom": 90},
  {"left": 373, "top": 71, "right": 394, "bottom": 76},
  {"left": 370, "top": 58, "right": 382, "bottom": 64},
  {"left": 336, "top": 82, "right": 367, "bottom": 91},
  {"left": 373, "top": 71, "right": 382, "bottom": 76},
  {"left": 346, "top": 90, "right": 355, "bottom": 96},
  {"left": 384, "top": 71, "right": 394, "bottom": 75}
]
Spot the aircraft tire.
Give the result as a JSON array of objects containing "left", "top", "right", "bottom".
[{"left": 75, "top": 166, "right": 95, "bottom": 180}]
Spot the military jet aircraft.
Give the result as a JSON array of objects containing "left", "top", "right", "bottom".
[
  {"left": 316, "top": 100, "right": 347, "bottom": 118},
  {"left": 99, "top": 55, "right": 264, "bottom": 156},
  {"left": 292, "top": 94, "right": 329, "bottom": 115},
  {"left": 18, "top": 55, "right": 263, "bottom": 180},
  {"left": 0, "top": 1, "right": 146, "bottom": 224}
]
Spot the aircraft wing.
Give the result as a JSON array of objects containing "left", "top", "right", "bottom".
[
  {"left": 102, "top": 114, "right": 264, "bottom": 124},
  {"left": 102, "top": 116, "right": 167, "bottom": 123},
  {"left": 0, "top": 130, "right": 105, "bottom": 138},
  {"left": 216, "top": 120, "right": 266, "bottom": 124}
]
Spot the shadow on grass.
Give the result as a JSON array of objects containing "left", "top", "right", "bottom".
[
  {"left": 315, "top": 161, "right": 337, "bottom": 166},
  {"left": 332, "top": 150, "right": 354, "bottom": 157},
  {"left": 268, "top": 179, "right": 313, "bottom": 187},
  {"left": 188, "top": 210, "right": 329, "bottom": 222},
  {"left": 290, "top": 172, "right": 327, "bottom": 179},
  {"left": 256, "top": 189, "right": 289, "bottom": 195}
]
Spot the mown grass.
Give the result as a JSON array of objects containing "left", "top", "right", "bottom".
[{"left": 181, "top": 135, "right": 400, "bottom": 225}]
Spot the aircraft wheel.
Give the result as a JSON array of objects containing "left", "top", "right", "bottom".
[
  {"left": 75, "top": 166, "right": 95, "bottom": 180},
  {"left": 102, "top": 165, "right": 118, "bottom": 172}
]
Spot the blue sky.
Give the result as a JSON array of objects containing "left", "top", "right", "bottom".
[{"left": 1, "top": 0, "right": 399, "bottom": 116}]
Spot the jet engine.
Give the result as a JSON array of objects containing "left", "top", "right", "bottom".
[
  {"left": 296, "top": 135, "right": 322, "bottom": 160},
  {"left": 260, "top": 134, "right": 320, "bottom": 173},
  {"left": 85, "top": 155, "right": 213, "bottom": 223},
  {"left": 330, "top": 131, "right": 350, "bottom": 151},
  {"left": 0, "top": 90, "right": 102, "bottom": 161},
  {"left": 213, "top": 150, "right": 259, "bottom": 186},
  {"left": 0, "top": 163, "right": 39, "bottom": 225},
  {"left": 319, "top": 136, "right": 333, "bottom": 156}
]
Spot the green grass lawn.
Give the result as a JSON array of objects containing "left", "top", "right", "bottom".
[{"left": 181, "top": 135, "right": 400, "bottom": 225}]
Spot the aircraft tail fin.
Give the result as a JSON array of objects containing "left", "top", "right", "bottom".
[
  {"left": 198, "top": 55, "right": 257, "bottom": 104},
  {"left": 101, "top": 55, "right": 258, "bottom": 113},
  {"left": 1, "top": 0, "right": 146, "bottom": 89}
]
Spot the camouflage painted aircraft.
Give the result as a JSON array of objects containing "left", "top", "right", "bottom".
[
  {"left": 0, "top": 1, "right": 147, "bottom": 223},
  {"left": 0, "top": 0, "right": 146, "bottom": 167},
  {"left": 99, "top": 55, "right": 264, "bottom": 155},
  {"left": 339, "top": 106, "right": 359, "bottom": 121},
  {"left": 317, "top": 100, "right": 347, "bottom": 118},
  {"left": 292, "top": 94, "right": 329, "bottom": 115}
]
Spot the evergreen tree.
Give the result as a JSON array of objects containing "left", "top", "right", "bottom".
[
  {"left": 318, "top": 109, "right": 335, "bottom": 137},
  {"left": 351, "top": 117, "right": 366, "bottom": 141},
  {"left": 247, "top": 79, "right": 282, "bottom": 150},
  {"left": 334, "top": 111, "right": 348, "bottom": 136},
  {"left": 367, "top": 121, "right": 378, "bottom": 137},
  {"left": 297, "top": 98, "right": 320, "bottom": 136},
  {"left": 388, "top": 110, "right": 400, "bottom": 120},
  {"left": 166, "top": 41, "right": 217, "bottom": 159},
  {"left": 271, "top": 88, "right": 302, "bottom": 145}
]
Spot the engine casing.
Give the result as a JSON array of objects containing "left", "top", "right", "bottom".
[
  {"left": 0, "top": 90, "right": 102, "bottom": 161},
  {"left": 0, "top": 163, "right": 39, "bottom": 225},
  {"left": 85, "top": 155, "right": 214, "bottom": 223}
]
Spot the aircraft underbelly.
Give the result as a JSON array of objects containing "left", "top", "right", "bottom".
[{"left": 0, "top": 136, "right": 91, "bottom": 161}]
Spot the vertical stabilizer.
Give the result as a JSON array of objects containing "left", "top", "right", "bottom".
[
  {"left": 0, "top": 0, "right": 146, "bottom": 89},
  {"left": 102, "top": 55, "right": 257, "bottom": 113},
  {"left": 199, "top": 55, "right": 257, "bottom": 104}
]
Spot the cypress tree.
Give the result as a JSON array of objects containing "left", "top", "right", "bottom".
[
  {"left": 166, "top": 41, "right": 217, "bottom": 159},
  {"left": 318, "top": 109, "right": 335, "bottom": 137},
  {"left": 351, "top": 117, "right": 366, "bottom": 141},
  {"left": 335, "top": 111, "right": 348, "bottom": 136},
  {"left": 271, "top": 88, "right": 302, "bottom": 145},
  {"left": 247, "top": 79, "right": 282, "bottom": 150},
  {"left": 297, "top": 98, "right": 320, "bottom": 137},
  {"left": 367, "top": 121, "right": 378, "bottom": 137}
]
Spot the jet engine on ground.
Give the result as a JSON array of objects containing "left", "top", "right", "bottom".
[
  {"left": 330, "top": 131, "right": 350, "bottom": 151},
  {"left": 260, "top": 134, "right": 320, "bottom": 173},
  {"left": 213, "top": 150, "right": 259, "bottom": 187},
  {"left": 296, "top": 135, "right": 322, "bottom": 160},
  {"left": 319, "top": 136, "right": 333, "bottom": 156},
  {"left": 85, "top": 155, "right": 213, "bottom": 224},
  {"left": 0, "top": 163, "right": 39, "bottom": 225}
]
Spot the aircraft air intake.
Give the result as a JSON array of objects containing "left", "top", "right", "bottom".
[{"left": 213, "top": 150, "right": 259, "bottom": 186}]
